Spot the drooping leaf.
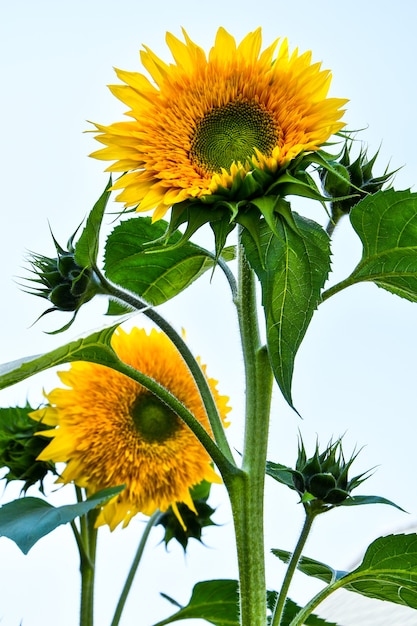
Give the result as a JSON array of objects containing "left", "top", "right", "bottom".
[
  {"left": 0, "top": 323, "right": 121, "bottom": 391},
  {"left": 74, "top": 176, "right": 112, "bottom": 268},
  {"left": 266, "top": 592, "right": 338, "bottom": 625},
  {"left": 0, "top": 485, "right": 124, "bottom": 553},
  {"left": 104, "top": 217, "right": 222, "bottom": 307},
  {"left": 271, "top": 549, "right": 348, "bottom": 584},
  {"left": 153, "top": 579, "right": 240, "bottom": 626},
  {"left": 324, "top": 189, "right": 417, "bottom": 301},
  {"left": 242, "top": 211, "right": 330, "bottom": 407}
]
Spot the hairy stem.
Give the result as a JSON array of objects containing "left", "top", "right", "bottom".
[
  {"left": 227, "top": 235, "right": 273, "bottom": 626},
  {"left": 271, "top": 512, "right": 316, "bottom": 626}
]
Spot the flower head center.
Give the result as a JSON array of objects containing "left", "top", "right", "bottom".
[
  {"left": 131, "top": 394, "right": 180, "bottom": 443},
  {"left": 189, "top": 100, "right": 278, "bottom": 174}
]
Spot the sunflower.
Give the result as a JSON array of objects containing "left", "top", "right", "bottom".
[
  {"left": 30, "top": 327, "right": 230, "bottom": 530},
  {"left": 90, "top": 27, "right": 347, "bottom": 221}
]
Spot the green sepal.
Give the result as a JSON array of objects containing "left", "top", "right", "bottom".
[
  {"left": 242, "top": 213, "right": 330, "bottom": 408},
  {"left": 0, "top": 485, "right": 124, "bottom": 554}
]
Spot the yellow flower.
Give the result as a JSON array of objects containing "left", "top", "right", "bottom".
[
  {"left": 90, "top": 27, "right": 347, "bottom": 221},
  {"left": 30, "top": 327, "right": 230, "bottom": 531}
]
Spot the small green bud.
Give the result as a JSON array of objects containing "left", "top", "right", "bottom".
[
  {"left": 321, "top": 163, "right": 351, "bottom": 198},
  {"left": 0, "top": 406, "right": 54, "bottom": 493},
  {"left": 24, "top": 227, "right": 101, "bottom": 330},
  {"left": 156, "top": 480, "right": 217, "bottom": 551},
  {"left": 320, "top": 141, "right": 397, "bottom": 219},
  {"left": 291, "top": 436, "right": 369, "bottom": 513}
]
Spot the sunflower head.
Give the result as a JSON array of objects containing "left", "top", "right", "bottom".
[
  {"left": 90, "top": 27, "right": 347, "bottom": 249},
  {"left": 30, "top": 327, "right": 230, "bottom": 531}
]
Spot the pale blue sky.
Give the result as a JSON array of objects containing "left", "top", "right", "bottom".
[{"left": 1, "top": 1, "right": 417, "bottom": 624}]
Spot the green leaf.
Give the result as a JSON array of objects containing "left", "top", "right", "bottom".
[
  {"left": 266, "top": 593, "right": 338, "bottom": 625},
  {"left": 0, "top": 486, "right": 124, "bottom": 553},
  {"left": 74, "top": 176, "right": 112, "bottom": 268},
  {"left": 153, "top": 579, "right": 239, "bottom": 626},
  {"left": 0, "top": 323, "right": 121, "bottom": 390},
  {"left": 324, "top": 189, "right": 417, "bottom": 301},
  {"left": 276, "top": 535, "right": 417, "bottom": 612},
  {"left": 104, "top": 217, "right": 217, "bottom": 306},
  {"left": 339, "top": 494, "right": 406, "bottom": 512},
  {"left": 271, "top": 549, "right": 348, "bottom": 584},
  {"left": 242, "top": 212, "right": 330, "bottom": 408},
  {"left": 343, "top": 534, "right": 417, "bottom": 607}
]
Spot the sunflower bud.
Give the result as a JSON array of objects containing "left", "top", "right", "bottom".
[
  {"left": 321, "top": 142, "right": 396, "bottom": 217},
  {"left": 291, "top": 437, "right": 368, "bottom": 513},
  {"left": 24, "top": 228, "right": 100, "bottom": 328},
  {"left": 156, "top": 480, "right": 216, "bottom": 551},
  {"left": 0, "top": 406, "right": 54, "bottom": 493}
]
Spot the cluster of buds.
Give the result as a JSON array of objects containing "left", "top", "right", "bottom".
[
  {"left": 291, "top": 436, "right": 369, "bottom": 514},
  {"left": 0, "top": 406, "right": 54, "bottom": 493},
  {"left": 25, "top": 229, "right": 100, "bottom": 328},
  {"left": 320, "top": 141, "right": 397, "bottom": 227}
]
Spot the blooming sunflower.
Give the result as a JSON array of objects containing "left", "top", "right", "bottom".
[
  {"left": 90, "top": 27, "right": 347, "bottom": 221},
  {"left": 30, "top": 327, "right": 230, "bottom": 530}
]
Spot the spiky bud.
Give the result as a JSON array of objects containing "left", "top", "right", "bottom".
[
  {"left": 0, "top": 406, "right": 54, "bottom": 493},
  {"left": 291, "top": 437, "right": 369, "bottom": 513},
  {"left": 321, "top": 142, "right": 397, "bottom": 219},
  {"left": 156, "top": 480, "right": 216, "bottom": 551}
]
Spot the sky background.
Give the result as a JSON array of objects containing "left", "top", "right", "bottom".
[{"left": 1, "top": 1, "right": 417, "bottom": 624}]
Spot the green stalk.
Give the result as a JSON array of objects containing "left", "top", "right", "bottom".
[
  {"left": 110, "top": 511, "right": 162, "bottom": 626},
  {"left": 76, "top": 487, "right": 99, "bottom": 626},
  {"left": 94, "top": 269, "right": 235, "bottom": 465},
  {"left": 226, "top": 236, "right": 273, "bottom": 626},
  {"left": 271, "top": 511, "right": 317, "bottom": 626}
]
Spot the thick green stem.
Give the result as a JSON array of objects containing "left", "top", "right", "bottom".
[
  {"left": 110, "top": 511, "right": 162, "bottom": 626},
  {"left": 227, "top": 237, "right": 273, "bottom": 626},
  {"left": 94, "top": 270, "right": 235, "bottom": 465},
  {"left": 77, "top": 487, "right": 99, "bottom": 626},
  {"left": 271, "top": 512, "right": 316, "bottom": 626}
]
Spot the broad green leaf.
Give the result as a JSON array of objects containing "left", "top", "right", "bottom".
[
  {"left": 271, "top": 549, "right": 348, "bottom": 584},
  {"left": 266, "top": 593, "right": 338, "bottom": 625},
  {"left": 74, "top": 176, "right": 112, "bottom": 268},
  {"left": 104, "top": 217, "right": 219, "bottom": 306},
  {"left": 0, "top": 324, "right": 120, "bottom": 390},
  {"left": 324, "top": 189, "right": 417, "bottom": 301},
  {"left": 242, "top": 212, "right": 330, "bottom": 407},
  {"left": 0, "top": 486, "right": 123, "bottom": 553},
  {"left": 276, "top": 535, "right": 417, "bottom": 612},
  {"left": 343, "top": 534, "right": 417, "bottom": 607},
  {"left": 153, "top": 579, "right": 239, "bottom": 626}
]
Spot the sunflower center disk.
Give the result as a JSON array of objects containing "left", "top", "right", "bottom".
[
  {"left": 190, "top": 100, "right": 278, "bottom": 174},
  {"left": 131, "top": 394, "right": 179, "bottom": 443}
]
